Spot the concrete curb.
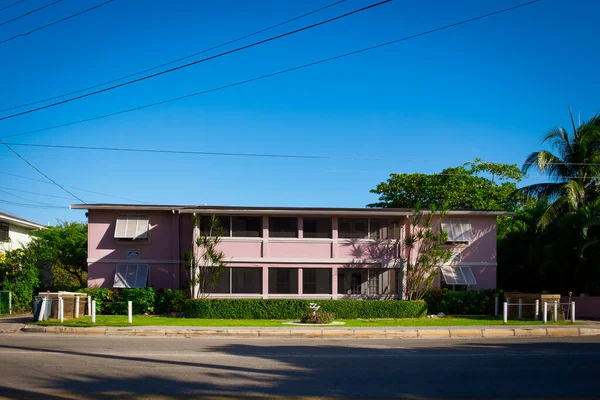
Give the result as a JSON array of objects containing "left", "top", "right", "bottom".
[{"left": 19, "top": 326, "right": 600, "bottom": 339}]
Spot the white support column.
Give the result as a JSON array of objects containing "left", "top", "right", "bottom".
[
  {"left": 571, "top": 301, "right": 575, "bottom": 323},
  {"left": 297, "top": 268, "right": 303, "bottom": 295},
  {"left": 38, "top": 297, "right": 47, "bottom": 322},
  {"left": 8, "top": 291, "right": 12, "bottom": 315},
  {"left": 58, "top": 297, "right": 64, "bottom": 323},
  {"left": 535, "top": 300, "right": 540, "bottom": 321},
  {"left": 128, "top": 301, "right": 133, "bottom": 324},
  {"left": 87, "top": 296, "right": 91, "bottom": 316},
  {"left": 91, "top": 300, "right": 96, "bottom": 324},
  {"left": 553, "top": 300, "right": 558, "bottom": 322},
  {"left": 518, "top": 299, "right": 523, "bottom": 320},
  {"left": 494, "top": 297, "right": 499, "bottom": 317},
  {"left": 503, "top": 302, "right": 508, "bottom": 324},
  {"left": 543, "top": 302, "right": 548, "bottom": 324},
  {"left": 75, "top": 297, "right": 80, "bottom": 318}
]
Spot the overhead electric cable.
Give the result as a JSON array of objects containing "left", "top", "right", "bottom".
[
  {"left": 0, "top": 0, "right": 391, "bottom": 121},
  {"left": 0, "top": 0, "right": 346, "bottom": 112},
  {"left": 0, "top": 0, "right": 26, "bottom": 13},
  {"left": 0, "top": 171, "right": 147, "bottom": 203},
  {"left": 1, "top": 0, "right": 541, "bottom": 139},
  {"left": 0, "top": 138, "right": 85, "bottom": 202},
  {"left": 0, "top": 0, "right": 61, "bottom": 27},
  {"left": 0, "top": 0, "right": 113, "bottom": 45}
]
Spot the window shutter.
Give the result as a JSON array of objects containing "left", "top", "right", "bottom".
[
  {"left": 134, "top": 215, "right": 149, "bottom": 239},
  {"left": 115, "top": 215, "right": 149, "bottom": 239},
  {"left": 135, "top": 264, "right": 149, "bottom": 288},
  {"left": 115, "top": 216, "right": 128, "bottom": 238},
  {"left": 114, "top": 264, "right": 128, "bottom": 288},
  {"left": 461, "top": 220, "right": 474, "bottom": 242}
]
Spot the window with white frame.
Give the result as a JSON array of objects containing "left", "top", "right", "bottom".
[
  {"left": 114, "top": 214, "right": 150, "bottom": 240},
  {"left": 367, "top": 269, "right": 381, "bottom": 295},
  {"left": 369, "top": 218, "right": 401, "bottom": 240},
  {"left": 441, "top": 219, "right": 474, "bottom": 244},
  {"left": 0, "top": 222, "right": 9, "bottom": 242},
  {"left": 339, "top": 218, "right": 401, "bottom": 240},
  {"left": 113, "top": 264, "right": 149, "bottom": 288},
  {"left": 231, "top": 216, "right": 262, "bottom": 237},
  {"left": 268, "top": 268, "right": 298, "bottom": 294}
]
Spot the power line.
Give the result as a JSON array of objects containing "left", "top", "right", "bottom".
[
  {"left": 0, "top": 0, "right": 26, "bottom": 13},
  {"left": 0, "top": 199, "right": 67, "bottom": 209},
  {"left": 0, "top": 171, "right": 147, "bottom": 203},
  {"left": 0, "top": 0, "right": 61, "bottom": 27},
  {"left": 1, "top": 0, "right": 542, "bottom": 140},
  {"left": 0, "top": 0, "right": 391, "bottom": 121},
  {"left": 0, "top": 188, "right": 65, "bottom": 207},
  {"left": 0, "top": 139, "right": 85, "bottom": 202},
  {"left": 0, "top": 0, "right": 346, "bottom": 113},
  {"left": 6, "top": 142, "right": 600, "bottom": 167},
  {"left": 0, "top": 0, "right": 113, "bottom": 45},
  {"left": 0, "top": 185, "right": 78, "bottom": 200}
]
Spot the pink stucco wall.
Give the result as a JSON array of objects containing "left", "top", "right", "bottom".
[
  {"left": 561, "top": 296, "right": 600, "bottom": 319},
  {"left": 86, "top": 209, "right": 499, "bottom": 292}
]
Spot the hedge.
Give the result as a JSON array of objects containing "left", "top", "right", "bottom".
[
  {"left": 423, "top": 289, "right": 504, "bottom": 315},
  {"left": 78, "top": 288, "right": 189, "bottom": 315},
  {"left": 182, "top": 299, "right": 427, "bottom": 319}
]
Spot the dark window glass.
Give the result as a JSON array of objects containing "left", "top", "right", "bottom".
[
  {"left": 231, "top": 268, "right": 262, "bottom": 293},
  {"left": 303, "top": 217, "right": 332, "bottom": 239},
  {"left": 0, "top": 222, "right": 8, "bottom": 242},
  {"left": 303, "top": 268, "right": 332, "bottom": 294},
  {"left": 206, "top": 268, "right": 231, "bottom": 293},
  {"left": 232, "top": 216, "right": 262, "bottom": 237},
  {"left": 199, "top": 216, "right": 230, "bottom": 236},
  {"left": 268, "top": 268, "right": 298, "bottom": 294},
  {"left": 269, "top": 217, "right": 298, "bottom": 238},
  {"left": 338, "top": 218, "right": 368, "bottom": 239}
]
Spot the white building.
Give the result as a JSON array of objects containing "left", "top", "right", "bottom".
[{"left": 0, "top": 212, "right": 44, "bottom": 252}]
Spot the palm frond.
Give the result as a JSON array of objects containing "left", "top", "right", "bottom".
[{"left": 517, "top": 182, "right": 563, "bottom": 200}]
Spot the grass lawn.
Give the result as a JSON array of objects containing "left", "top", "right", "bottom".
[{"left": 30, "top": 315, "right": 580, "bottom": 328}]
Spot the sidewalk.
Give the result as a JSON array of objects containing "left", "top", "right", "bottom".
[{"left": 18, "top": 323, "right": 600, "bottom": 339}]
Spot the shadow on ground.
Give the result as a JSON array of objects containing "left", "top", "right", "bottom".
[{"left": 0, "top": 339, "right": 598, "bottom": 399}]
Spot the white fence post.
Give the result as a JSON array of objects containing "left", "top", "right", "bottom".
[
  {"left": 494, "top": 297, "right": 499, "bottom": 317},
  {"left": 75, "top": 297, "right": 80, "bottom": 318},
  {"left": 8, "top": 291, "right": 12, "bottom": 315},
  {"left": 543, "top": 302, "right": 548, "bottom": 324},
  {"left": 571, "top": 301, "right": 575, "bottom": 323},
  {"left": 38, "top": 297, "right": 47, "bottom": 322},
  {"left": 518, "top": 299, "right": 523, "bottom": 320},
  {"left": 87, "top": 296, "right": 91, "bottom": 316},
  {"left": 128, "top": 301, "right": 132, "bottom": 324},
  {"left": 503, "top": 302, "right": 508, "bottom": 324},
  {"left": 58, "top": 297, "right": 64, "bottom": 323},
  {"left": 91, "top": 300, "right": 96, "bottom": 324},
  {"left": 553, "top": 300, "right": 558, "bottom": 322},
  {"left": 535, "top": 300, "right": 539, "bottom": 321}
]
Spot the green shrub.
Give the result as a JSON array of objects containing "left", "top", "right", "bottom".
[
  {"left": 0, "top": 249, "right": 39, "bottom": 312},
  {"left": 300, "top": 311, "right": 335, "bottom": 324},
  {"left": 155, "top": 289, "right": 188, "bottom": 314},
  {"left": 182, "top": 299, "right": 427, "bottom": 319},
  {"left": 78, "top": 287, "right": 156, "bottom": 315},
  {"left": 423, "top": 289, "right": 504, "bottom": 315}
]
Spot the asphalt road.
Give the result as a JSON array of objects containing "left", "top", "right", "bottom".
[{"left": 0, "top": 335, "right": 598, "bottom": 399}]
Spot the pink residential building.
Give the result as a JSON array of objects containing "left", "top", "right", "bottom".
[{"left": 71, "top": 204, "right": 505, "bottom": 299}]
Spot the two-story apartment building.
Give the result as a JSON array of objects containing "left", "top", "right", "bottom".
[{"left": 72, "top": 204, "right": 505, "bottom": 299}]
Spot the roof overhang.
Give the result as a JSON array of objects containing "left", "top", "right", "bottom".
[
  {"left": 0, "top": 213, "right": 44, "bottom": 229},
  {"left": 70, "top": 204, "right": 513, "bottom": 217}
]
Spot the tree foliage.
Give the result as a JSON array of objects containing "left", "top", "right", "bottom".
[
  {"left": 184, "top": 215, "right": 227, "bottom": 299},
  {"left": 28, "top": 221, "right": 88, "bottom": 289},
  {"left": 369, "top": 159, "right": 524, "bottom": 211},
  {"left": 0, "top": 249, "right": 39, "bottom": 312}
]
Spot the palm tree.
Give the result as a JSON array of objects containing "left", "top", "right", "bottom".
[{"left": 518, "top": 108, "right": 600, "bottom": 227}]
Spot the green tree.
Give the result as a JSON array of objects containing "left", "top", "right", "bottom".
[
  {"left": 184, "top": 215, "right": 227, "bottom": 299},
  {"left": 0, "top": 249, "right": 39, "bottom": 312},
  {"left": 28, "top": 221, "right": 88, "bottom": 289},
  {"left": 404, "top": 205, "right": 452, "bottom": 301},
  {"left": 518, "top": 109, "right": 600, "bottom": 227},
  {"left": 369, "top": 159, "right": 524, "bottom": 211}
]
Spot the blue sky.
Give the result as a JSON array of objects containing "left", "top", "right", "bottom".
[{"left": 0, "top": 0, "right": 598, "bottom": 224}]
